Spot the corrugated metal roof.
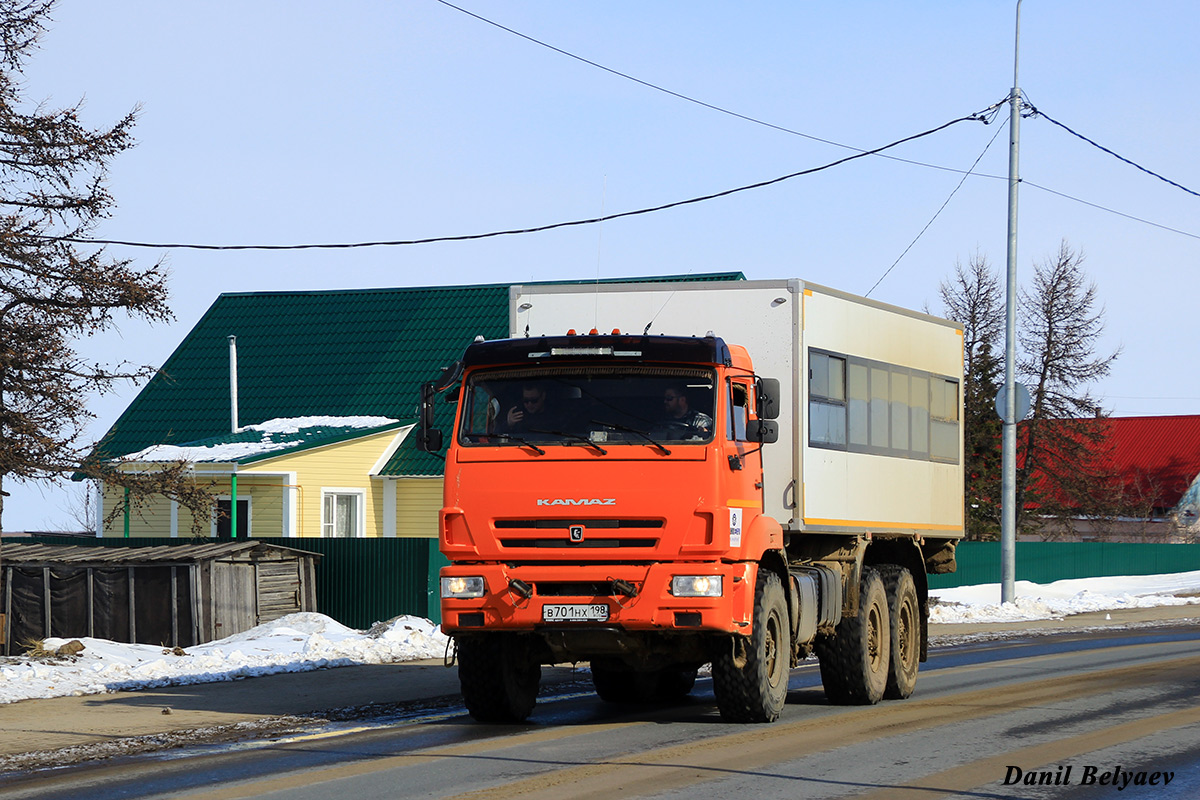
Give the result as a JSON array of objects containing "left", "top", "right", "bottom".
[
  {"left": 93, "top": 285, "right": 508, "bottom": 468},
  {"left": 0, "top": 541, "right": 322, "bottom": 565},
  {"left": 1027, "top": 415, "right": 1200, "bottom": 510},
  {"left": 93, "top": 274, "right": 745, "bottom": 479},
  {"left": 1100, "top": 415, "right": 1200, "bottom": 506}
]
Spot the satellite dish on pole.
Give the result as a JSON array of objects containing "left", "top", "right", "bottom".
[{"left": 995, "top": 383, "right": 1031, "bottom": 422}]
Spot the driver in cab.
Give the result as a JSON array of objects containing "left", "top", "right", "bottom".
[{"left": 662, "top": 385, "right": 713, "bottom": 437}]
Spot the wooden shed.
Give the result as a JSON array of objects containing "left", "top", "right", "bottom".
[{"left": 0, "top": 541, "right": 320, "bottom": 654}]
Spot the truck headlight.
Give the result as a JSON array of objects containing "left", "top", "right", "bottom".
[
  {"left": 670, "top": 575, "right": 723, "bottom": 597},
  {"left": 441, "top": 576, "right": 486, "bottom": 598}
]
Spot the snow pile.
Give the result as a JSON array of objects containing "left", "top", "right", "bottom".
[
  {"left": 930, "top": 569, "right": 1200, "bottom": 623},
  {"left": 0, "top": 612, "right": 447, "bottom": 705}
]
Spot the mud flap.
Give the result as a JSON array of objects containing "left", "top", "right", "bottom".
[{"left": 729, "top": 634, "right": 750, "bottom": 669}]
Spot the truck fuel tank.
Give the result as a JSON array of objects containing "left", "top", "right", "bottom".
[{"left": 788, "top": 565, "right": 843, "bottom": 644}]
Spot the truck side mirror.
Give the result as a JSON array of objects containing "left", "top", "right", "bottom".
[
  {"left": 417, "top": 381, "right": 444, "bottom": 452},
  {"left": 747, "top": 419, "right": 778, "bottom": 444},
  {"left": 758, "top": 378, "right": 781, "bottom": 420}
]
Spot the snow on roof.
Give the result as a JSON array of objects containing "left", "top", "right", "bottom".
[{"left": 122, "top": 416, "right": 401, "bottom": 463}]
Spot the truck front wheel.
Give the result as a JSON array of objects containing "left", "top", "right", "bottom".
[
  {"left": 815, "top": 568, "right": 890, "bottom": 705},
  {"left": 456, "top": 634, "right": 541, "bottom": 723},
  {"left": 712, "top": 569, "right": 791, "bottom": 723}
]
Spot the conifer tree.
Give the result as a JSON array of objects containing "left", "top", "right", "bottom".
[
  {"left": 938, "top": 254, "right": 1003, "bottom": 539},
  {"left": 936, "top": 242, "right": 1120, "bottom": 538}
]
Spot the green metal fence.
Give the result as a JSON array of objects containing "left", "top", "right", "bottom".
[
  {"left": 928, "top": 541, "right": 1200, "bottom": 589},
  {"left": 5, "top": 537, "right": 1196, "bottom": 628},
  {"left": 1, "top": 536, "right": 450, "bottom": 630}
]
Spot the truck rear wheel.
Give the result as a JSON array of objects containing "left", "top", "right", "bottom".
[
  {"left": 815, "top": 568, "right": 890, "bottom": 705},
  {"left": 882, "top": 567, "right": 920, "bottom": 699},
  {"left": 712, "top": 569, "right": 790, "bottom": 723},
  {"left": 457, "top": 634, "right": 541, "bottom": 723}
]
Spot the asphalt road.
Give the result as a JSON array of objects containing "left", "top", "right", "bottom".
[{"left": 3, "top": 624, "right": 1198, "bottom": 800}]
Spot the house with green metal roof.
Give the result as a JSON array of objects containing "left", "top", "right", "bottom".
[{"left": 94, "top": 274, "right": 744, "bottom": 538}]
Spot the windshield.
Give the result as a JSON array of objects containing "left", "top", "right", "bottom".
[{"left": 458, "top": 365, "right": 716, "bottom": 447}]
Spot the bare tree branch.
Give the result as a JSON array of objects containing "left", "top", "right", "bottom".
[{"left": 0, "top": 2, "right": 213, "bottom": 531}]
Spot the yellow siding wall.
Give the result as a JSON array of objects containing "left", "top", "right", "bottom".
[
  {"left": 100, "top": 474, "right": 229, "bottom": 538},
  {"left": 235, "top": 474, "right": 286, "bottom": 537},
  {"left": 395, "top": 477, "right": 443, "bottom": 539},
  {"left": 101, "top": 482, "right": 173, "bottom": 537},
  {"left": 100, "top": 428, "right": 405, "bottom": 538},
  {"left": 241, "top": 429, "right": 402, "bottom": 538}
]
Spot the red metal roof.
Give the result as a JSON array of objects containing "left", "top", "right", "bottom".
[{"left": 1027, "top": 415, "right": 1200, "bottom": 510}]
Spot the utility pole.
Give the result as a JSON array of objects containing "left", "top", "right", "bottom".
[{"left": 1000, "top": 0, "right": 1023, "bottom": 604}]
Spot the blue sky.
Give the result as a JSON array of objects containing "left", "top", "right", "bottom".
[{"left": 5, "top": 1, "right": 1198, "bottom": 530}]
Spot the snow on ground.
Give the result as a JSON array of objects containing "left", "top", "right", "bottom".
[
  {"left": 1, "top": 571, "right": 1198, "bottom": 706},
  {"left": 0, "top": 612, "right": 448, "bottom": 705},
  {"left": 929, "top": 569, "right": 1200, "bottom": 623}
]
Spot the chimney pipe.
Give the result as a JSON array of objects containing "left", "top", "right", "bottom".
[{"left": 228, "top": 335, "right": 239, "bottom": 433}]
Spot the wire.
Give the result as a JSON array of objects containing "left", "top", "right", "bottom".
[
  {"left": 1029, "top": 105, "right": 1200, "bottom": 198},
  {"left": 431, "top": 0, "right": 1008, "bottom": 180},
  {"left": 865, "top": 117, "right": 1009, "bottom": 298},
  {"left": 52, "top": 110, "right": 994, "bottom": 252},
  {"left": 1021, "top": 180, "right": 1200, "bottom": 241},
  {"left": 1105, "top": 395, "right": 1200, "bottom": 401}
]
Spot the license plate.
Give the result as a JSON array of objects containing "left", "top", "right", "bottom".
[{"left": 542, "top": 603, "right": 609, "bottom": 622}]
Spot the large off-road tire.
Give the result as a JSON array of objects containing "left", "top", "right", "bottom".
[
  {"left": 712, "top": 569, "right": 791, "bottom": 723},
  {"left": 591, "top": 665, "right": 699, "bottom": 703},
  {"left": 456, "top": 634, "right": 541, "bottom": 723},
  {"left": 814, "top": 568, "right": 890, "bottom": 705},
  {"left": 881, "top": 566, "right": 920, "bottom": 699}
]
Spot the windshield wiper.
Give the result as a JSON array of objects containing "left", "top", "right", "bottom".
[
  {"left": 495, "top": 434, "right": 546, "bottom": 455},
  {"left": 590, "top": 420, "right": 672, "bottom": 455},
  {"left": 527, "top": 428, "right": 608, "bottom": 455}
]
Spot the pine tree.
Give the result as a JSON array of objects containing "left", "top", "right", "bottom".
[
  {"left": 963, "top": 341, "right": 1003, "bottom": 539},
  {"left": 1015, "top": 241, "right": 1121, "bottom": 534},
  {"left": 938, "top": 254, "right": 1003, "bottom": 540},
  {"left": 936, "top": 242, "right": 1121, "bottom": 539}
]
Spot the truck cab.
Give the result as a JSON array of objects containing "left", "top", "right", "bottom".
[{"left": 429, "top": 332, "right": 798, "bottom": 720}]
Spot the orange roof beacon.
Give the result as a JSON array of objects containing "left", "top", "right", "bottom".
[{"left": 418, "top": 279, "right": 965, "bottom": 723}]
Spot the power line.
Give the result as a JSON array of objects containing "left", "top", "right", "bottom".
[
  {"left": 1029, "top": 106, "right": 1200, "bottom": 198},
  {"left": 434, "top": 2, "right": 1200, "bottom": 244},
  {"left": 54, "top": 111, "right": 994, "bottom": 252},
  {"left": 1105, "top": 395, "right": 1200, "bottom": 401},
  {"left": 866, "top": 117, "right": 1009, "bottom": 298},
  {"left": 431, "top": 0, "right": 1007, "bottom": 180},
  {"left": 1021, "top": 179, "right": 1200, "bottom": 241}
]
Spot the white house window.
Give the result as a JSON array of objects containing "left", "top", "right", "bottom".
[{"left": 322, "top": 490, "right": 363, "bottom": 538}]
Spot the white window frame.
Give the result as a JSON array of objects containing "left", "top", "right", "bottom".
[
  {"left": 210, "top": 494, "right": 253, "bottom": 538},
  {"left": 321, "top": 488, "right": 366, "bottom": 538}
]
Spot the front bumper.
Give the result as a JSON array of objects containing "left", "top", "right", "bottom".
[{"left": 440, "top": 561, "right": 758, "bottom": 635}]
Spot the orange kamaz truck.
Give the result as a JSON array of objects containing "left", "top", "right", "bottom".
[{"left": 417, "top": 279, "right": 963, "bottom": 723}]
